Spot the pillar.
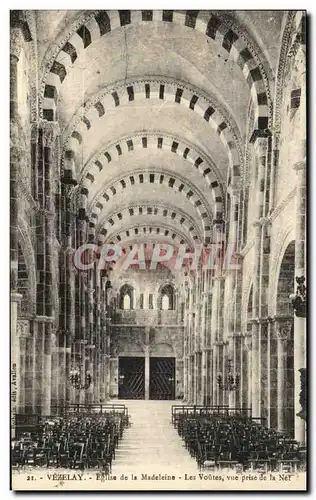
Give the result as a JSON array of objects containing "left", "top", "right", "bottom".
[
  {"left": 243, "top": 334, "right": 252, "bottom": 413},
  {"left": 293, "top": 159, "right": 306, "bottom": 442},
  {"left": 144, "top": 347, "right": 150, "bottom": 400},
  {"left": 293, "top": 47, "right": 306, "bottom": 441},
  {"left": 275, "top": 319, "right": 292, "bottom": 434},
  {"left": 10, "top": 24, "right": 24, "bottom": 438},
  {"left": 10, "top": 23, "right": 24, "bottom": 293}
]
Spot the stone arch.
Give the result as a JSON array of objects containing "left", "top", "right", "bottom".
[
  {"left": 41, "top": 10, "right": 270, "bottom": 130},
  {"left": 276, "top": 241, "right": 295, "bottom": 316},
  {"left": 269, "top": 225, "right": 295, "bottom": 316},
  {"left": 96, "top": 202, "right": 203, "bottom": 244},
  {"left": 273, "top": 11, "right": 305, "bottom": 135},
  {"left": 63, "top": 78, "right": 242, "bottom": 176},
  {"left": 150, "top": 341, "right": 175, "bottom": 357},
  {"left": 157, "top": 283, "right": 176, "bottom": 311},
  {"left": 104, "top": 223, "right": 193, "bottom": 249},
  {"left": 118, "top": 283, "right": 135, "bottom": 310},
  {"left": 79, "top": 132, "right": 225, "bottom": 212},
  {"left": 117, "top": 340, "right": 145, "bottom": 357},
  {"left": 87, "top": 168, "right": 214, "bottom": 243}
]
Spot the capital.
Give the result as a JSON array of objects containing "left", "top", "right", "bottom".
[
  {"left": 275, "top": 319, "right": 293, "bottom": 341},
  {"left": 40, "top": 121, "right": 60, "bottom": 147}
]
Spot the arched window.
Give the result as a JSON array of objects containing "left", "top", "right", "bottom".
[
  {"left": 119, "top": 284, "right": 134, "bottom": 310},
  {"left": 148, "top": 294, "right": 154, "bottom": 310},
  {"left": 159, "top": 284, "right": 175, "bottom": 310},
  {"left": 123, "top": 294, "right": 131, "bottom": 310},
  {"left": 161, "top": 294, "right": 169, "bottom": 311}
]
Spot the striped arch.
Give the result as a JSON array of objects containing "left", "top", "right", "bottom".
[
  {"left": 92, "top": 203, "right": 203, "bottom": 244},
  {"left": 80, "top": 134, "right": 224, "bottom": 214},
  {"left": 63, "top": 78, "right": 242, "bottom": 179},
  {"left": 42, "top": 10, "right": 270, "bottom": 131},
  {"left": 84, "top": 169, "right": 215, "bottom": 243},
  {"left": 104, "top": 223, "right": 193, "bottom": 248}
]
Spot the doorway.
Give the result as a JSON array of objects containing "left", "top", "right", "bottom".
[
  {"left": 118, "top": 357, "right": 145, "bottom": 399},
  {"left": 149, "top": 357, "right": 175, "bottom": 400}
]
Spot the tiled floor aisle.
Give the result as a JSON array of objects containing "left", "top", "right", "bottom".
[{"left": 110, "top": 400, "right": 198, "bottom": 476}]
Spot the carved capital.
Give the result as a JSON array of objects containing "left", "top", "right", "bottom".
[
  {"left": 275, "top": 320, "right": 293, "bottom": 341},
  {"left": 10, "top": 145, "right": 23, "bottom": 164},
  {"left": 40, "top": 121, "right": 60, "bottom": 147},
  {"left": 16, "top": 319, "right": 30, "bottom": 338}
]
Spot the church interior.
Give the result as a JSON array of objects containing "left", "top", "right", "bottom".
[{"left": 10, "top": 10, "right": 306, "bottom": 475}]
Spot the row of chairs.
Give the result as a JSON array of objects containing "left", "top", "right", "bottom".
[
  {"left": 175, "top": 413, "right": 306, "bottom": 473},
  {"left": 12, "top": 412, "right": 129, "bottom": 471}
]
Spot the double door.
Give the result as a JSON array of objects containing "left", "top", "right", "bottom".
[
  {"left": 118, "top": 356, "right": 175, "bottom": 400},
  {"left": 150, "top": 357, "right": 175, "bottom": 400}
]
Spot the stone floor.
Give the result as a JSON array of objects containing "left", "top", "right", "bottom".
[{"left": 110, "top": 399, "right": 198, "bottom": 476}]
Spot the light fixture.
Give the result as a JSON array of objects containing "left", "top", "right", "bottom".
[
  {"left": 69, "top": 365, "right": 92, "bottom": 390},
  {"left": 217, "top": 359, "right": 240, "bottom": 392}
]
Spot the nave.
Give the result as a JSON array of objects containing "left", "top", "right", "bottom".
[
  {"left": 12, "top": 401, "right": 306, "bottom": 487},
  {"left": 10, "top": 11, "right": 307, "bottom": 490}
]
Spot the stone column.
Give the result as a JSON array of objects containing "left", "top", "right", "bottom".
[
  {"left": 251, "top": 318, "right": 261, "bottom": 418},
  {"left": 275, "top": 319, "right": 292, "bottom": 434},
  {"left": 293, "top": 157, "right": 306, "bottom": 443},
  {"left": 42, "top": 324, "right": 54, "bottom": 415},
  {"left": 268, "top": 320, "right": 278, "bottom": 429},
  {"left": 250, "top": 134, "right": 269, "bottom": 418},
  {"left": 10, "top": 25, "right": 24, "bottom": 293},
  {"left": 10, "top": 27, "right": 24, "bottom": 436},
  {"left": 145, "top": 346, "right": 150, "bottom": 400},
  {"left": 228, "top": 336, "right": 236, "bottom": 409},
  {"left": 243, "top": 334, "right": 252, "bottom": 413},
  {"left": 212, "top": 346, "right": 218, "bottom": 406},
  {"left": 292, "top": 48, "right": 306, "bottom": 441},
  {"left": 260, "top": 321, "right": 269, "bottom": 424}
]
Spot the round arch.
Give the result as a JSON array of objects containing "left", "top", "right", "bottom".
[
  {"left": 40, "top": 10, "right": 270, "bottom": 131},
  {"left": 103, "top": 223, "right": 194, "bottom": 248},
  {"left": 269, "top": 225, "right": 295, "bottom": 316},
  {"left": 150, "top": 341, "right": 175, "bottom": 357},
  {"left": 79, "top": 132, "right": 225, "bottom": 210},
  {"left": 63, "top": 78, "right": 243, "bottom": 176},
  {"left": 86, "top": 168, "right": 215, "bottom": 243},
  {"left": 276, "top": 240, "right": 295, "bottom": 316},
  {"left": 96, "top": 202, "right": 203, "bottom": 244}
]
